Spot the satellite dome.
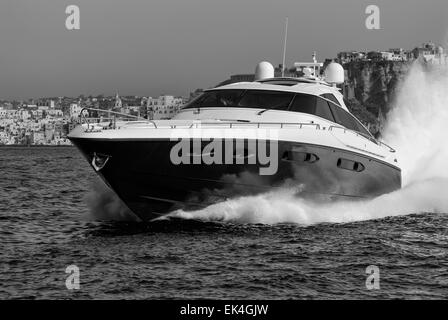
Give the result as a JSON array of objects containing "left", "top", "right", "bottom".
[
  {"left": 324, "top": 62, "right": 344, "bottom": 84},
  {"left": 255, "top": 61, "right": 274, "bottom": 81}
]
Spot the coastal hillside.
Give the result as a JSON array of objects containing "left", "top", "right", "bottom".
[{"left": 341, "top": 60, "right": 411, "bottom": 134}]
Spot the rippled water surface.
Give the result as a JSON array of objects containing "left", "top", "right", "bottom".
[{"left": 1, "top": 147, "right": 448, "bottom": 299}]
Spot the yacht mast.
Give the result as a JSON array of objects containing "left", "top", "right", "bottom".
[{"left": 281, "top": 17, "right": 288, "bottom": 77}]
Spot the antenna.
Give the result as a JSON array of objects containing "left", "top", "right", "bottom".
[{"left": 281, "top": 17, "right": 288, "bottom": 77}]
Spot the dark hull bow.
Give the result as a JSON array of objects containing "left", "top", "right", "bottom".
[{"left": 70, "top": 137, "right": 401, "bottom": 222}]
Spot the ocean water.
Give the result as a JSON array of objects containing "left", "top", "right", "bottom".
[
  {"left": 1, "top": 63, "right": 448, "bottom": 299},
  {"left": 0, "top": 147, "right": 447, "bottom": 300}
]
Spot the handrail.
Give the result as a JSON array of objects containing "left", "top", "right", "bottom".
[
  {"left": 77, "top": 109, "right": 396, "bottom": 153},
  {"left": 328, "top": 125, "right": 396, "bottom": 153},
  {"left": 186, "top": 121, "right": 321, "bottom": 130},
  {"left": 80, "top": 107, "right": 143, "bottom": 120},
  {"left": 79, "top": 107, "right": 158, "bottom": 130},
  {"left": 377, "top": 140, "right": 396, "bottom": 153}
]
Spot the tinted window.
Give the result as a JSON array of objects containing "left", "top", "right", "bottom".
[
  {"left": 183, "top": 90, "right": 244, "bottom": 109},
  {"left": 329, "top": 104, "right": 371, "bottom": 136},
  {"left": 351, "top": 119, "right": 371, "bottom": 136},
  {"left": 322, "top": 93, "right": 341, "bottom": 107},
  {"left": 315, "top": 98, "right": 335, "bottom": 122},
  {"left": 238, "top": 90, "right": 294, "bottom": 110},
  {"left": 289, "top": 93, "right": 316, "bottom": 114},
  {"left": 289, "top": 94, "right": 335, "bottom": 122},
  {"left": 183, "top": 94, "right": 204, "bottom": 109}
]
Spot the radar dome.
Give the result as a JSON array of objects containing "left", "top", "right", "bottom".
[
  {"left": 324, "top": 62, "right": 344, "bottom": 84},
  {"left": 255, "top": 61, "right": 274, "bottom": 80}
]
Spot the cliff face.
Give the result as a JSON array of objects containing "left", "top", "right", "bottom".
[{"left": 342, "top": 60, "right": 411, "bottom": 133}]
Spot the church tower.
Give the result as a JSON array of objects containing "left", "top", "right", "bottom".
[{"left": 114, "top": 92, "right": 122, "bottom": 110}]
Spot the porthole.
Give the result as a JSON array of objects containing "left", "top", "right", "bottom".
[
  {"left": 282, "top": 151, "right": 319, "bottom": 163},
  {"left": 337, "top": 158, "right": 365, "bottom": 172}
]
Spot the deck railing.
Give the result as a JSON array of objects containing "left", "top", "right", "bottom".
[
  {"left": 78, "top": 107, "right": 395, "bottom": 153},
  {"left": 328, "top": 125, "right": 396, "bottom": 153},
  {"left": 79, "top": 107, "right": 157, "bottom": 131}
]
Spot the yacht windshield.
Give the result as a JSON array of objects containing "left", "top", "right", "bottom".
[
  {"left": 237, "top": 90, "right": 294, "bottom": 110},
  {"left": 182, "top": 89, "right": 372, "bottom": 138},
  {"left": 183, "top": 90, "right": 244, "bottom": 109},
  {"left": 183, "top": 89, "right": 294, "bottom": 110}
]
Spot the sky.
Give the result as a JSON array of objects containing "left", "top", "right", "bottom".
[{"left": 1, "top": 0, "right": 448, "bottom": 100}]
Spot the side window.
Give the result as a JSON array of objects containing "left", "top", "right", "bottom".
[
  {"left": 329, "top": 104, "right": 371, "bottom": 136},
  {"left": 183, "top": 90, "right": 244, "bottom": 109},
  {"left": 315, "top": 98, "right": 335, "bottom": 122},
  {"left": 183, "top": 94, "right": 205, "bottom": 109},
  {"left": 329, "top": 104, "right": 355, "bottom": 130},
  {"left": 321, "top": 94, "right": 339, "bottom": 106},
  {"left": 288, "top": 93, "right": 316, "bottom": 115},
  {"left": 289, "top": 94, "right": 335, "bottom": 123},
  {"left": 351, "top": 118, "right": 371, "bottom": 136},
  {"left": 200, "top": 90, "right": 243, "bottom": 107}
]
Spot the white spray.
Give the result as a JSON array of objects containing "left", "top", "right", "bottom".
[
  {"left": 383, "top": 62, "right": 448, "bottom": 184},
  {"left": 170, "top": 62, "right": 448, "bottom": 225}
]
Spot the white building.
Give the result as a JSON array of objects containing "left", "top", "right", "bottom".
[
  {"left": 411, "top": 43, "right": 448, "bottom": 65},
  {"left": 19, "top": 110, "right": 31, "bottom": 121},
  {"left": 147, "top": 95, "right": 184, "bottom": 120},
  {"left": 386, "top": 48, "right": 408, "bottom": 61},
  {"left": 423, "top": 47, "right": 448, "bottom": 65},
  {"left": 0, "top": 131, "right": 8, "bottom": 144},
  {"left": 121, "top": 106, "right": 142, "bottom": 117},
  {"left": 32, "top": 131, "right": 46, "bottom": 145},
  {"left": 69, "top": 103, "right": 83, "bottom": 120},
  {"left": 38, "top": 106, "right": 49, "bottom": 112},
  {"left": 114, "top": 93, "right": 122, "bottom": 110},
  {"left": 47, "top": 109, "right": 64, "bottom": 117},
  {"left": 381, "top": 52, "right": 394, "bottom": 61},
  {"left": 0, "top": 109, "right": 18, "bottom": 119}
]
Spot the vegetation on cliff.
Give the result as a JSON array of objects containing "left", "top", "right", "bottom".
[{"left": 342, "top": 60, "right": 412, "bottom": 134}]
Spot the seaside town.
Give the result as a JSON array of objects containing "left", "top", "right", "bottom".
[
  {"left": 0, "top": 94, "right": 189, "bottom": 146},
  {"left": 1, "top": 42, "right": 446, "bottom": 146}
]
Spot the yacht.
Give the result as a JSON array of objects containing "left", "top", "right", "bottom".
[{"left": 68, "top": 60, "right": 401, "bottom": 221}]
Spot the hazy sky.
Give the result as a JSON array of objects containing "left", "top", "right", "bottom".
[{"left": 1, "top": 0, "right": 448, "bottom": 100}]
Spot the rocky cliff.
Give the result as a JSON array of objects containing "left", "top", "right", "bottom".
[{"left": 341, "top": 60, "right": 411, "bottom": 134}]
